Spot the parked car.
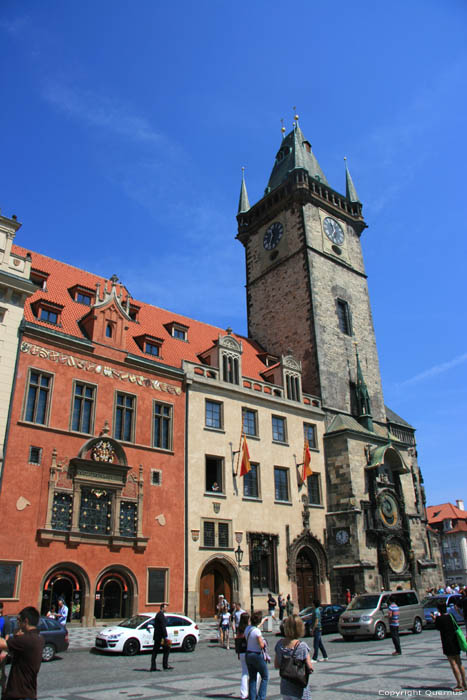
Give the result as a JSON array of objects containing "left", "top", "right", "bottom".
[
  {"left": 338, "top": 590, "right": 425, "bottom": 641},
  {"left": 299, "top": 604, "right": 346, "bottom": 635},
  {"left": 422, "top": 594, "right": 464, "bottom": 628},
  {"left": 94, "top": 613, "right": 199, "bottom": 655},
  {"left": 7, "top": 615, "right": 69, "bottom": 661}
]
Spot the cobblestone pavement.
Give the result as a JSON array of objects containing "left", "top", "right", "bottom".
[{"left": 37, "top": 628, "right": 467, "bottom": 700}]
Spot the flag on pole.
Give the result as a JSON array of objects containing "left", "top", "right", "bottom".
[
  {"left": 302, "top": 439, "right": 312, "bottom": 482},
  {"left": 239, "top": 434, "right": 251, "bottom": 477}
]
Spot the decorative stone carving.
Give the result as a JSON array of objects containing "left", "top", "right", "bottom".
[
  {"left": 16, "top": 496, "right": 31, "bottom": 511},
  {"left": 287, "top": 530, "right": 328, "bottom": 583},
  {"left": 282, "top": 355, "right": 302, "bottom": 372},
  {"left": 219, "top": 334, "right": 242, "bottom": 353},
  {"left": 155, "top": 514, "right": 166, "bottom": 526},
  {"left": 91, "top": 440, "right": 115, "bottom": 463}
]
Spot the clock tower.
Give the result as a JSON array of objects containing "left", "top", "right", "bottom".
[{"left": 236, "top": 120, "right": 441, "bottom": 599}]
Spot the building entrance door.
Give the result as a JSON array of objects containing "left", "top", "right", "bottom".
[
  {"left": 95, "top": 572, "right": 132, "bottom": 620},
  {"left": 199, "top": 561, "right": 232, "bottom": 618},
  {"left": 41, "top": 568, "right": 84, "bottom": 623},
  {"left": 296, "top": 548, "right": 318, "bottom": 610}
]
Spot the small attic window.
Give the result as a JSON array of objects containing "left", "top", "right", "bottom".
[
  {"left": 144, "top": 340, "right": 160, "bottom": 357},
  {"left": 77, "top": 291, "right": 92, "bottom": 305},
  {"left": 129, "top": 305, "right": 140, "bottom": 322},
  {"left": 172, "top": 326, "right": 187, "bottom": 341},
  {"left": 30, "top": 270, "right": 48, "bottom": 290}
]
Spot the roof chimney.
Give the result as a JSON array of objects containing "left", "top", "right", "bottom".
[{"left": 456, "top": 499, "right": 464, "bottom": 511}]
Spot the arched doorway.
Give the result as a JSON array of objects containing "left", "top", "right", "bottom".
[
  {"left": 40, "top": 566, "right": 86, "bottom": 623},
  {"left": 94, "top": 569, "right": 134, "bottom": 620},
  {"left": 296, "top": 547, "right": 319, "bottom": 610},
  {"left": 199, "top": 560, "right": 233, "bottom": 618}
]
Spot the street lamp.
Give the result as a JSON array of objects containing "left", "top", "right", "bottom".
[{"left": 235, "top": 545, "right": 244, "bottom": 565}]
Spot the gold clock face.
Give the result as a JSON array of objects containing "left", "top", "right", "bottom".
[
  {"left": 378, "top": 492, "right": 400, "bottom": 528},
  {"left": 386, "top": 541, "right": 406, "bottom": 574}
]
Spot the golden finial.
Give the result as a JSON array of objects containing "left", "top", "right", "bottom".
[
  {"left": 293, "top": 106, "right": 299, "bottom": 123},
  {"left": 280, "top": 118, "right": 286, "bottom": 137}
]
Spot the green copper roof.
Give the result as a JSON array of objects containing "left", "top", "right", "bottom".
[
  {"left": 238, "top": 170, "right": 250, "bottom": 214},
  {"left": 326, "top": 413, "right": 374, "bottom": 436},
  {"left": 345, "top": 159, "right": 361, "bottom": 203},
  {"left": 267, "top": 123, "right": 328, "bottom": 192}
]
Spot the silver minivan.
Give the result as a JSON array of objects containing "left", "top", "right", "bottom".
[{"left": 338, "top": 590, "right": 425, "bottom": 640}]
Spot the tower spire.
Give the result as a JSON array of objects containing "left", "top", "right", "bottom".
[
  {"left": 238, "top": 167, "right": 250, "bottom": 214},
  {"left": 267, "top": 120, "right": 328, "bottom": 193},
  {"left": 344, "top": 157, "right": 361, "bottom": 203},
  {"left": 354, "top": 343, "right": 373, "bottom": 431}
]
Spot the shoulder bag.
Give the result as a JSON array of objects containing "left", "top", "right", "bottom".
[
  {"left": 235, "top": 628, "right": 251, "bottom": 655},
  {"left": 450, "top": 615, "right": 467, "bottom": 652},
  {"left": 279, "top": 641, "right": 308, "bottom": 688}
]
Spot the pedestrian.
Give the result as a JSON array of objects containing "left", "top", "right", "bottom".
[
  {"left": 0, "top": 601, "right": 11, "bottom": 698},
  {"left": 388, "top": 595, "right": 401, "bottom": 656},
  {"left": 220, "top": 606, "right": 231, "bottom": 649},
  {"left": 0, "top": 606, "right": 44, "bottom": 700},
  {"left": 278, "top": 593, "right": 286, "bottom": 621},
  {"left": 267, "top": 593, "right": 277, "bottom": 619},
  {"left": 345, "top": 588, "right": 351, "bottom": 605},
  {"left": 233, "top": 602, "right": 245, "bottom": 634},
  {"left": 235, "top": 612, "right": 251, "bottom": 699},
  {"left": 150, "top": 603, "right": 173, "bottom": 671},
  {"left": 56, "top": 597, "right": 68, "bottom": 625},
  {"left": 46, "top": 604, "right": 56, "bottom": 619},
  {"left": 432, "top": 600, "right": 466, "bottom": 692},
  {"left": 274, "top": 614, "right": 314, "bottom": 700},
  {"left": 311, "top": 599, "right": 328, "bottom": 662},
  {"left": 286, "top": 594, "right": 294, "bottom": 617},
  {"left": 245, "top": 610, "right": 269, "bottom": 700}
]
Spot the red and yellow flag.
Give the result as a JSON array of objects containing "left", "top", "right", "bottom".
[
  {"left": 302, "top": 440, "right": 312, "bottom": 482},
  {"left": 239, "top": 434, "right": 251, "bottom": 477}
]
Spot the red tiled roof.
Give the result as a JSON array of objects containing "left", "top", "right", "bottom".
[
  {"left": 427, "top": 502, "right": 467, "bottom": 524},
  {"left": 14, "top": 245, "right": 270, "bottom": 379}
]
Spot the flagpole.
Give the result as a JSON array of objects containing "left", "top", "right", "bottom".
[{"left": 235, "top": 431, "right": 243, "bottom": 477}]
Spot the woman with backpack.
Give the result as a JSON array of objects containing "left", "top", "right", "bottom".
[
  {"left": 432, "top": 601, "right": 466, "bottom": 692},
  {"left": 274, "top": 614, "right": 313, "bottom": 700}
]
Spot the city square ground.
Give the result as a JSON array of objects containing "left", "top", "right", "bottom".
[{"left": 33, "top": 624, "right": 467, "bottom": 700}]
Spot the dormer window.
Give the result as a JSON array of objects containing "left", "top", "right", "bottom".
[
  {"left": 77, "top": 292, "right": 92, "bottom": 305},
  {"left": 173, "top": 327, "right": 187, "bottom": 341},
  {"left": 69, "top": 285, "right": 94, "bottom": 306},
  {"left": 144, "top": 340, "right": 160, "bottom": 357},
  {"left": 30, "top": 270, "right": 49, "bottom": 290},
  {"left": 129, "top": 305, "right": 140, "bottom": 322},
  {"left": 33, "top": 300, "right": 63, "bottom": 327},
  {"left": 40, "top": 308, "right": 58, "bottom": 324},
  {"left": 164, "top": 321, "right": 189, "bottom": 341}
]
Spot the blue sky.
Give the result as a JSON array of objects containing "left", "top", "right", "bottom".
[{"left": 1, "top": 0, "right": 466, "bottom": 507}]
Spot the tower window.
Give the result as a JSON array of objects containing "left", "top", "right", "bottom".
[
  {"left": 222, "top": 354, "right": 239, "bottom": 384},
  {"left": 105, "top": 323, "right": 113, "bottom": 338},
  {"left": 285, "top": 373, "right": 301, "bottom": 401},
  {"left": 336, "top": 299, "right": 352, "bottom": 335}
]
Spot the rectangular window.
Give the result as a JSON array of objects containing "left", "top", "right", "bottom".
[
  {"left": 151, "top": 469, "right": 162, "bottom": 486},
  {"left": 307, "top": 473, "right": 321, "bottom": 505},
  {"left": 39, "top": 307, "right": 59, "bottom": 325},
  {"left": 119, "top": 501, "right": 137, "bottom": 537},
  {"left": 144, "top": 341, "right": 160, "bottom": 357},
  {"left": 79, "top": 487, "right": 111, "bottom": 534},
  {"left": 51, "top": 492, "right": 73, "bottom": 531},
  {"left": 274, "top": 467, "right": 290, "bottom": 502},
  {"left": 202, "top": 519, "right": 231, "bottom": 548},
  {"left": 114, "top": 392, "right": 136, "bottom": 442},
  {"left": 286, "top": 374, "right": 301, "bottom": 401},
  {"left": 222, "top": 354, "right": 239, "bottom": 384},
  {"left": 243, "top": 463, "right": 260, "bottom": 499},
  {"left": 205, "top": 400, "right": 222, "bottom": 429},
  {"left": 71, "top": 382, "right": 96, "bottom": 434},
  {"left": 249, "top": 535, "right": 278, "bottom": 593},
  {"left": 0, "top": 562, "right": 21, "bottom": 599},
  {"left": 147, "top": 568, "right": 168, "bottom": 604},
  {"left": 76, "top": 292, "right": 92, "bottom": 305},
  {"left": 242, "top": 408, "right": 258, "bottom": 437},
  {"left": 303, "top": 423, "right": 317, "bottom": 449},
  {"left": 337, "top": 299, "right": 352, "bottom": 335},
  {"left": 205, "top": 456, "right": 224, "bottom": 493},
  {"left": 153, "top": 402, "right": 172, "bottom": 450},
  {"left": 172, "top": 327, "right": 187, "bottom": 340},
  {"left": 272, "top": 415, "right": 287, "bottom": 443},
  {"left": 24, "top": 370, "right": 52, "bottom": 425},
  {"left": 28, "top": 446, "right": 42, "bottom": 465}
]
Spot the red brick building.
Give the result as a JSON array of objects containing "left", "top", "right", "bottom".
[{"left": 0, "top": 248, "right": 190, "bottom": 625}]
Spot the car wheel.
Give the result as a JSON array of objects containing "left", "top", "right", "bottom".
[
  {"left": 374, "top": 622, "right": 386, "bottom": 640},
  {"left": 42, "top": 643, "right": 56, "bottom": 662},
  {"left": 123, "top": 638, "right": 140, "bottom": 656},
  {"left": 182, "top": 635, "right": 197, "bottom": 652},
  {"left": 412, "top": 617, "right": 423, "bottom": 634}
]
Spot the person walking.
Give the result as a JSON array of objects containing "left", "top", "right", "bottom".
[
  {"left": 150, "top": 603, "right": 173, "bottom": 671},
  {"left": 220, "top": 606, "right": 231, "bottom": 649},
  {"left": 245, "top": 610, "right": 269, "bottom": 700},
  {"left": 56, "top": 597, "right": 68, "bottom": 625},
  {"left": 0, "top": 602, "right": 11, "bottom": 698},
  {"left": 286, "top": 594, "right": 294, "bottom": 617},
  {"left": 432, "top": 600, "right": 466, "bottom": 692},
  {"left": 235, "top": 612, "right": 251, "bottom": 700},
  {"left": 232, "top": 602, "right": 245, "bottom": 635},
  {"left": 274, "top": 614, "right": 314, "bottom": 700},
  {"left": 278, "top": 593, "right": 286, "bottom": 621},
  {"left": 311, "top": 599, "right": 328, "bottom": 662},
  {"left": 345, "top": 588, "right": 352, "bottom": 605},
  {"left": 0, "top": 606, "right": 44, "bottom": 700},
  {"left": 267, "top": 593, "right": 277, "bottom": 620},
  {"left": 388, "top": 595, "right": 401, "bottom": 656}
]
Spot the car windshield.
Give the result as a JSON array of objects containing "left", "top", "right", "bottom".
[
  {"left": 423, "top": 597, "right": 448, "bottom": 609},
  {"left": 299, "top": 607, "right": 315, "bottom": 616},
  {"left": 347, "top": 595, "right": 380, "bottom": 611},
  {"left": 118, "top": 615, "right": 150, "bottom": 629}
]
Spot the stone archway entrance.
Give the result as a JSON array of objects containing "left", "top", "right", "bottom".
[
  {"left": 40, "top": 566, "right": 86, "bottom": 623},
  {"left": 94, "top": 570, "right": 134, "bottom": 620},
  {"left": 199, "top": 560, "right": 233, "bottom": 618},
  {"left": 296, "top": 547, "right": 320, "bottom": 610}
]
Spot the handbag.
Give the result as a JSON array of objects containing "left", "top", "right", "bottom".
[
  {"left": 450, "top": 615, "right": 467, "bottom": 652},
  {"left": 235, "top": 628, "right": 251, "bottom": 655},
  {"left": 279, "top": 641, "right": 308, "bottom": 688}
]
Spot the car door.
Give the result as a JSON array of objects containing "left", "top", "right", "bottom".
[
  {"left": 140, "top": 618, "right": 155, "bottom": 650},
  {"left": 165, "top": 615, "right": 187, "bottom": 648}
]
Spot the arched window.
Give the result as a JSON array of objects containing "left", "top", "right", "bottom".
[{"left": 105, "top": 323, "right": 113, "bottom": 338}]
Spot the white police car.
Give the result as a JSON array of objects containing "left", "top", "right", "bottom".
[{"left": 94, "top": 613, "right": 199, "bottom": 655}]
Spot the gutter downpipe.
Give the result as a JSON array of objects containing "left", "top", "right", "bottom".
[{"left": 183, "top": 377, "right": 191, "bottom": 617}]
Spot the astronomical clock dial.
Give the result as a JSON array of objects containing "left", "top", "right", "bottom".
[
  {"left": 323, "top": 216, "right": 345, "bottom": 245},
  {"left": 378, "top": 492, "right": 400, "bottom": 529},
  {"left": 386, "top": 541, "right": 406, "bottom": 574},
  {"left": 263, "top": 221, "right": 284, "bottom": 250},
  {"left": 335, "top": 529, "right": 349, "bottom": 545}
]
